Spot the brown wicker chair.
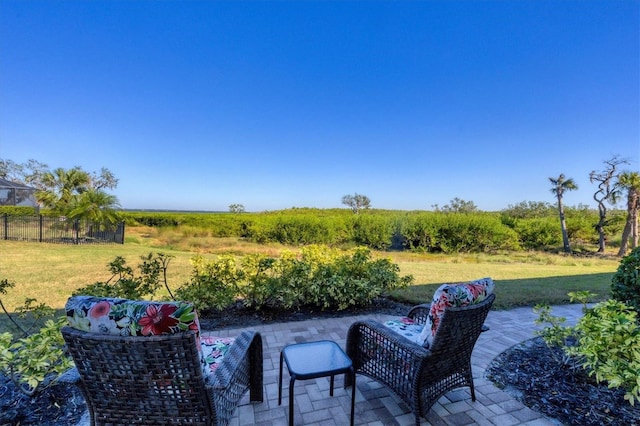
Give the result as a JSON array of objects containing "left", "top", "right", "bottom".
[
  {"left": 61, "top": 324, "right": 263, "bottom": 426},
  {"left": 346, "top": 293, "right": 495, "bottom": 425}
]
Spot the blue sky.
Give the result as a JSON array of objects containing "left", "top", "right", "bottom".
[{"left": 1, "top": 1, "right": 638, "bottom": 212}]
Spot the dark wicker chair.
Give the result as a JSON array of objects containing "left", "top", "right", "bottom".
[
  {"left": 346, "top": 293, "right": 495, "bottom": 425},
  {"left": 61, "top": 327, "right": 263, "bottom": 426}
]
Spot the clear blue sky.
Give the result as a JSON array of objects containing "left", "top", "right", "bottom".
[{"left": 1, "top": 1, "right": 638, "bottom": 212}]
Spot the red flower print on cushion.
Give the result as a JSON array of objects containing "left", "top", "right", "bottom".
[
  {"left": 88, "top": 301, "right": 111, "bottom": 319},
  {"left": 138, "top": 304, "right": 180, "bottom": 335}
]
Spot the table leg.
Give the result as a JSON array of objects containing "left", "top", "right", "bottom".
[
  {"left": 330, "top": 375, "right": 335, "bottom": 396},
  {"left": 350, "top": 368, "right": 356, "bottom": 426},
  {"left": 278, "top": 351, "right": 283, "bottom": 406},
  {"left": 289, "top": 377, "right": 295, "bottom": 426}
]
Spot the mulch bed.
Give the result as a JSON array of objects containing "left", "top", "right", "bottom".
[{"left": 487, "top": 337, "right": 640, "bottom": 426}]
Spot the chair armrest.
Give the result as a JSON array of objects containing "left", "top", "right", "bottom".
[
  {"left": 407, "top": 303, "right": 431, "bottom": 325},
  {"left": 207, "top": 330, "right": 263, "bottom": 402},
  {"left": 347, "top": 319, "right": 430, "bottom": 374}
]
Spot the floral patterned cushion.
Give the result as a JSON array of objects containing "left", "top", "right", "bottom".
[
  {"left": 418, "top": 277, "right": 494, "bottom": 348},
  {"left": 200, "top": 336, "right": 236, "bottom": 374},
  {"left": 65, "top": 296, "right": 200, "bottom": 337},
  {"left": 384, "top": 317, "right": 424, "bottom": 344},
  {"left": 65, "top": 296, "right": 232, "bottom": 383}
]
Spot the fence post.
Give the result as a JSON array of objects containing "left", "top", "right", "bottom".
[
  {"left": 74, "top": 219, "right": 79, "bottom": 244},
  {"left": 39, "top": 215, "right": 43, "bottom": 242},
  {"left": 3, "top": 213, "right": 7, "bottom": 240},
  {"left": 119, "top": 221, "right": 125, "bottom": 244}
]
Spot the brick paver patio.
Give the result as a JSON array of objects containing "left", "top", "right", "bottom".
[
  {"left": 76, "top": 304, "right": 585, "bottom": 425},
  {"left": 215, "top": 304, "right": 585, "bottom": 426}
]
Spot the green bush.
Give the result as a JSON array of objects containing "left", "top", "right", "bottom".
[
  {"left": 0, "top": 279, "right": 72, "bottom": 396},
  {"left": 535, "top": 292, "right": 640, "bottom": 406},
  {"left": 176, "top": 245, "right": 413, "bottom": 312},
  {"left": 0, "top": 206, "right": 38, "bottom": 216},
  {"left": 301, "top": 246, "right": 412, "bottom": 309},
  {"left": 351, "top": 214, "right": 394, "bottom": 250},
  {"left": 74, "top": 253, "right": 175, "bottom": 300},
  {"left": 176, "top": 255, "right": 242, "bottom": 311},
  {"left": 611, "top": 246, "right": 640, "bottom": 315},
  {"left": 510, "top": 217, "right": 561, "bottom": 249},
  {"left": 400, "top": 212, "right": 520, "bottom": 252},
  {"left": 567, "top": 300, "right": 640, "bottom": 406}
]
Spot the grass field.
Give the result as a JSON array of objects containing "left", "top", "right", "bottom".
[{"left": 0, "top": 226, "right": 621, "bottom": 317}]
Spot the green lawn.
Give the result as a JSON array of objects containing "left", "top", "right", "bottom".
[{"left": 0, "top": 239, "right": 620, "bottom": 315}]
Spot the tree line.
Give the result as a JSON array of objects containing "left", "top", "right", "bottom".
[{"left": 2, "top": 155, "right": 639, "bottom": 256}]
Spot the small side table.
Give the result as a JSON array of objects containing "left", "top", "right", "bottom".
[{"left": 279, "top": 340, "right": 355, "bottom": 426}]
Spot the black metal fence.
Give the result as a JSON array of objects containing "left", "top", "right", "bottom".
[{"left": 1, "top": 214, "right": 125, "bottom": 244}]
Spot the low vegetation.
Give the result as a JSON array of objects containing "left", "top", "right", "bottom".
[{"left": 535, "top": 290, "right": 640, "bottom": 406}]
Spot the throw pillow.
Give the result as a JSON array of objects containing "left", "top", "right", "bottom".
[{"left": 418, "top": 277, "right": 494, "bottom": 347}]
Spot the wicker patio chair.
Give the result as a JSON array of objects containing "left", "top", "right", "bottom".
[
  {"left": 60, "top": 296, "right": 263, "bottom": 426},
  {"left": 346, "top": 291, "right": 495, "bottom": 426}
]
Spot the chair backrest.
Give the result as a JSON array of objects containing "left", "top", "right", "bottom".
[
  {"left": 61, "top": 326, "right": 216, "bottom": 425},
  {"left": 65, "top": 296, "right": 201, "bottom": 337},
  {"left": 418, "top": 277, "right": 494, "bottom": 347},
  {"left": 65, "top": 295, "right": 212, "bottom": 369},
  {"left": 428, "top": 293, "right": 495, "bottom": 356}
]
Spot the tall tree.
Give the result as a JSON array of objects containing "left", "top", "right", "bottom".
[
  {"left": 617, "top": 171, "right": 640, "bottom": 256},
  {"left": 0, "top": 158, "right": 48, "bottom": 185},
  {"left": 342, "top": 193, "right": 371, "bottom": 214},
  {"left": 440, "top": 197, "right": 478, "bottom": 213},
  {"left": 549, "top": 174, "right": 578, "bottom": 253},
  {"left": 589, "top": 156, "right": 627, "bottom": 252},
  {"left": 67, "top": 189, "right": 121, "bottom": 225},
  {"left": 36, "top": 167, "right": 91, "bottom": 214}
]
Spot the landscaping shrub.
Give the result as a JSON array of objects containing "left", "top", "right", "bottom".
[
  {"left": 0, "top": 206, "right": 37, "bottom": 216},
  {"left": 535, "top": 292, "right": 640, "bottom": 406},
  {"left": 0, "top": 279, "right": 72, "bottom": 396},
  {"left": 175, "top": 255, "right": 241, "bottom": 311},
  {"left": 611, "top": 246, "right": 640, "bottom": 315},
  {"left": 73, "top": 253, "right": 175, "bottom": 300},
  {"left": 567, "top": 299, "right": 640, "bottom": 406},
  {"left": 176, "top": 245, "right": 413, "bottom": 312}
]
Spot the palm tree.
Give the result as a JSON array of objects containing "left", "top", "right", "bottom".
[
  {"left": 617, "top": 171, "right": 640, "bottom": 256},
  {"left": 67, "top": 189, "right": 121, "bottom": 226},
  {"left": 35, "top": 167, "right": 90, "bottom": 214},
  {"left": 549, "top": 174, "right": 578, "bottom": 253}
]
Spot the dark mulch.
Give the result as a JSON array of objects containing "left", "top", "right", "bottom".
[
  {"left": 487, "top": 337, "right": 640, "bottom": 426},
  {"left": 3, "top": 299, "right": 638, "bottom": 425}
]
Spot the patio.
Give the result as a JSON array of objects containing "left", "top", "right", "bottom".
[
  {"left": 74, "top": 304, "right": 585, "bottom": 426},
  {"left": 221, "top": 304, "right": 587, "bottom": 426}
]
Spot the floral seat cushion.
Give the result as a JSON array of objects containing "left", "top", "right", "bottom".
[
  {"left": 65, "top": 296, "right": 234, "bottom": 383},
  {"left": 200, "top": 336, "right": 236, "bottom": 374},
  {"left": 418, "top": 277, "right": 494, "bottom": 348},
  {"left": 384, "top": 317, "right": 424, "bottom": 344}
]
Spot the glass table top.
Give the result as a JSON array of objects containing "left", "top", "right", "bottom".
[{"left": 282, "top": 340, "right": 352, "bottom": 376}]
